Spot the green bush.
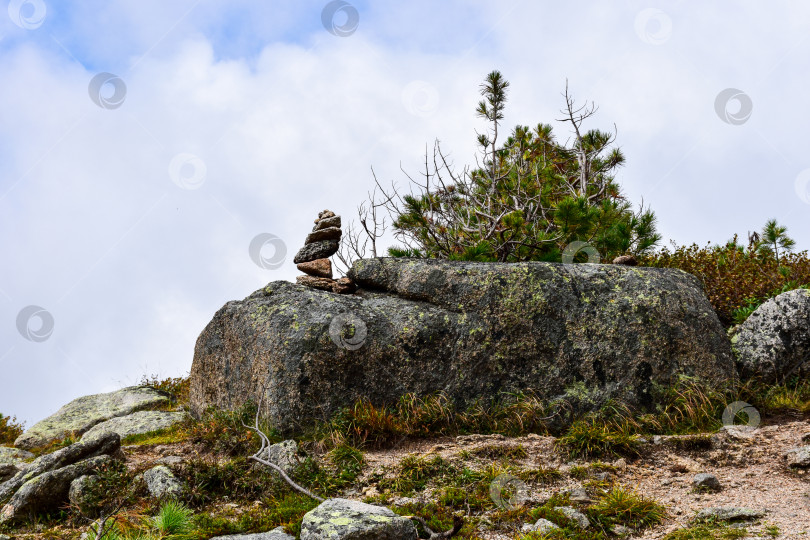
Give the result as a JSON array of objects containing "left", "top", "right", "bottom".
[{"left": 642, "top": 238, "right": 810, "bottom": 326}]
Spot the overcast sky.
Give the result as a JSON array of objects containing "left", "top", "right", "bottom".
[{"left": 2, "top": 0, "right": 809, "bottom": 426}]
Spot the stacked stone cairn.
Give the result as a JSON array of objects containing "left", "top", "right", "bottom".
[{"left": 293, "top": 210, "right": 357, "bottom": 294}]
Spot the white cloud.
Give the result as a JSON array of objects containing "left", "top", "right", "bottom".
[{"left": 2, "top": 0, "right": 810, "bottom": 425}]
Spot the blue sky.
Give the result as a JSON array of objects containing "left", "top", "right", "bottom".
[{"left": 2, "top": 0, "right": 810, "bottom": 426}]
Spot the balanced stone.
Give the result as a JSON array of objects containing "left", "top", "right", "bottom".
[
  {"left": 296, "top": 275, "right": 336, "bottom": 291},
  {"left": 305, "top": 227, "right": 341, "bottom": 244},
  {"left": 293, "top": 240, "right": 339, "bottom": 264},
  {"left": 297, "top": 259, "right": 333, "bottom": 279},
  {"left": 332, "top": 277, "right": 357, "bottom": 295},
  {"left": 314, "top": 216, "right": 341, "bottom": 231}
]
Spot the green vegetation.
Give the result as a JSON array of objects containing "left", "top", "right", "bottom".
[
  {"left": 0, "top": 412, "right": 24, "bottom": 445},
  {"left": 366, "top": 71, "right": 660, "bottom": 263},
  {"left": 643, "top": 220, "right": 809, "bottom": 326}
]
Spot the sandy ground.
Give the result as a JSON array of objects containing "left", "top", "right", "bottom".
[{"left": 353, "top": 420, "right": 810, "bottom": 539}]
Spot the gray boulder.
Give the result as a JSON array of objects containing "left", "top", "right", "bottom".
[
  {"left": 300, "top": 498, "right": 417, "bottom": 540},
  {"left": 785, "top": 446, "right": 810, "bottom": 468},
  {"left": 0, "top": 432, "right": 120, "bottom": 503},
  {"left": 0, "top": 455, "right": 110, "bottom": 523},
  {"left": 209, "top": 528, "right": 294, "bottom": 539},
  {"left": 258, "top": 440, "right": 299, "bottom": 475},
  {"left": 734, "top": 288, "right": 810, "bottom": 382},
  {"left": 190, "top": 258, "right": 733, "bottom": 432},
  {"left": 15, "top": 386, "right": 171, "bottom": 449},
  {"left": 143, "top": 465, "right": 182, "bottom": 498},
  {"left": 68, "top": 474, "right": 98, "bottom": 514},
  {"left": 81, "top": 410, "right": 188, "bottom": 442}
]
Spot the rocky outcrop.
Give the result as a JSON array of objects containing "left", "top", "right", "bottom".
[
  {"left": 80, "top": 410, "right": 188, "bottom": 442},
  {"left": 0, "top": 432, "right": 120, "bottom": 503},
  {"left": 0, "top": 448, "right": 33, "bottom": 483},
  {"left": 734, "top": 288, "right": 810, "bottom": 383},
  {"left": 190, "top": 258, "right": 734, "bottom": 433},
  {"left": 300, "top": 498, "right": 417, "bottom": 540},
  {"left": 0, "top": 455, "right": 111, "bottom": 523},
  {"left": 14, "top": 386, "right": 171, "bottom": 449}
]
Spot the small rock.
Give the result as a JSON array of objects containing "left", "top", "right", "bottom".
[
  {"left": 692, "top": 473, "right": 722, "bottom": 492},
  {"left": 801, "top": 432, "right": 810, "bottom": 444},
  {"left": 143, "top": 465, "right": 182, "bottom": 498},
  {"left": 613, "top": 458, "right": 627, "bottom": 470},
  {"left": 612, "top": 255, "right": 638, "bottom": 266},
  {"left": 695, "top": 507, "right": 766, "bottom": 522},
  {"left": 300, "top": 498, "right": 417, "bottom": 539},
  {"left": 318, "top": 209, "right": 336, "bottom": 220},
  {"left": 209, "top": 527, "right": 294, "bottom": 539},
  {"left": 612, "top": 525, "right": 634, "bottom": 536},
  {"left": 257, "top": 440, "right": 299, "bottom": 475},
  {"left": 786, "top": 446, "right": 810, "bottom": 468},
  {"left": 566, "top": 487, "right": 591, "bottom": 503},
  {"left": 591, "top": 471, "right": 611, "bottom": 482},
  {"left": 556, "top": 506, "right": 589, "bottom": 528},
  {"left": 297, "top": 258, "right": 333, "bottom": 279},
  {"left": 332, "top": 277, "right": 357, "bottom": 295},
  {"left": 156, "top": 455, "right": 185, "bottom": 467},
  {"left": 523, "top": 518, "right": 559, "bottom": 533},
  {"left": 296, "top": 275, "right": 336, "bottom": 291}
]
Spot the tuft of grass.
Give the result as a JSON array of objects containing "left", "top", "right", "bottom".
[
  {"left": 591, "top": 486, "right": 666, "bottom": 529},
  {"left": 662, "top": 523, "right": 748, "bottom": 539},
  {"left": 471, "top": 443, "right": 528, "bottom": 461},
  {"left": 383, "top": 454, "right": 457, "bottom": 494},
  {"left": 557, "top": 418, "right": 641, "bottom": 459},
  {"left": 152, "top": 500, "right": 193, "bottom": 537}
]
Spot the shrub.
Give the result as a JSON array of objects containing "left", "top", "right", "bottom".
[
  {"left": 0, "top": 413, "right": 24, "bottom": 445},
  {"left": 139, "top": 374, "right": 190, "bottom": 408},
  {"left": 642, "top": 239, "right": 810, "bottom": 326}
]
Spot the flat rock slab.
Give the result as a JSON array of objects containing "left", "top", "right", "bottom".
[
  {"left": 300, "top": 498, "right": 417, "bottom": 540},
  {"left": 695, "top": 507, "right": 766, "bottom": 522},
  {"left": 210, "top": 528, "right": 294, "bottom": 540},
  {"left": 15, "top": 386, "right": 171, "bottom": 450},
  {"left": 0, "top": 447, "right": 34, "bottom": 465},
  {"left": 81, "top": 410, "right": 188, "bottom": 442},
  {"left": 190, "top": 258, "right": 733, "bottom": 433}
]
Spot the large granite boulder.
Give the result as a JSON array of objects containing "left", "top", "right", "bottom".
[
  {"left": 80, "top": 410, "right": 188, "bottom": 442},
  {"left": 733, "top": 288, "right": 810, "bottom": 383},
  {"left": 300, "top": 498, "right": 417, "bottom": 539},
  {"left": 15, "top": 386, "right": 171, "bottom": 450},
  {"left": 190, "top": 259, "right": 734, "bottom": 432}
]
